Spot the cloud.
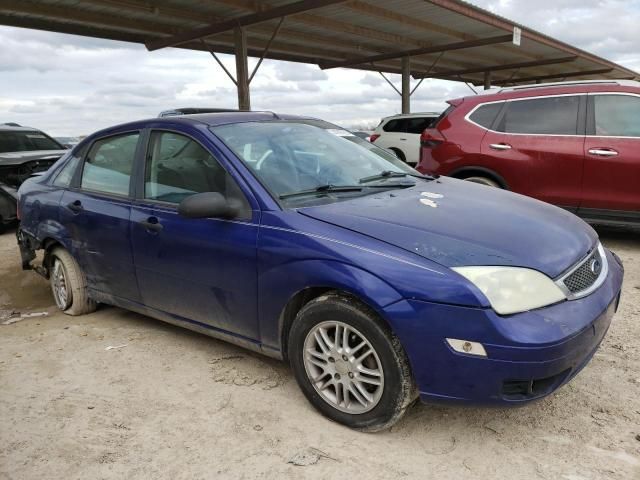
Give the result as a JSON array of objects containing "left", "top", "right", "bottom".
[
  {"left": 274, "top": 63, "right": 328, "bottom": 82},
  {"left": 0, "top": 1, "right": 638, "bottom": 135},
  {"left": 360, "top": 74, "right": 385, "bottom": 87}
]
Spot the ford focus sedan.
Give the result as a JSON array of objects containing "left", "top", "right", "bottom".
[{"left": 16, "top": 112, "right": 623, "bottom": 431}]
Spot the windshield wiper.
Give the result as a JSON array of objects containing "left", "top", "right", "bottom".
[
  {"left": 358, "top": 170, "right": 432, "bottom": 184},
  {"left": 279, "top": 184, "right": 363, "bottom": 200}
]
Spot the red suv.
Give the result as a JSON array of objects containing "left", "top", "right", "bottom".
[{"left": 417, "top": 80, "right": 640, "bottom": 227}]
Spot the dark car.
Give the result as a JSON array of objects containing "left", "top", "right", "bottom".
[
  {"left": 0, "top": 123, "right": 67, "bottom": 229},
  {"left": 417, "top": 80, "right": 640, "bottom": 228},
  {"left": 16, "top": 112, "right": 623, "bottom": 431}
]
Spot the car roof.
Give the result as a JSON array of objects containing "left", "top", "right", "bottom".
[
  {"left": 382, "top": 112, "right": 440, "bottom": 120},
  {"left": 0, "top": 123, "right": 41, "bottom": 132},
  {"left": 79, "top": 111, "right": 341, "bottom": 144},
  {"left": 451, "top": 79, "right": 640, "bottom": 106}
]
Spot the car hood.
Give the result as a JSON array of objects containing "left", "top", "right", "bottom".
[
  {"left": 298, "top": 178, "right": 596, "bottom": 278},
  {"left": 0, "top": 150, "right": 67, "bottom": 166}
]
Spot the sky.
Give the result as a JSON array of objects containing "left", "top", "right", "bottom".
[{"left": 1, "top": 0, "right": 639, "bottom": 136}]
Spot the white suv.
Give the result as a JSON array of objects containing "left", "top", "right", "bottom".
[{"left": 370, "top": 112, "right": 440, "bottom": 165}]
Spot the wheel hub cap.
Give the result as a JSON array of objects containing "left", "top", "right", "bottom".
[{"left": 303, "top": 321, "right": 384, "bottom": 414}]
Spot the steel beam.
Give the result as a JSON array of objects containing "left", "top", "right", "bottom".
[
  {"left": 483, "top": 71, "right": 491, "bottom": 90},
  {"left": 401, "top": 57, "right": 411, "bottom": 114},
  {"left": 235, "top": 27, "right": 250, "bottom": 111},
  {"left": 319, "top": 34, "right": 512, "bottom": 70},
  {"left": 416, "top": 56, "right": 577, "bottom": 79},
  {"left": 145, "top": 0, "right": 345, "bottom": 51}
]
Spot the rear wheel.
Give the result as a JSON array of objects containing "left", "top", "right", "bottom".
[
  {"left": 389, "top": 148, "right": 406, "bottom": 163},
  {"left": 463, "top": 176, "right": 500, "bottom": 188},
  {"left": 50, "top": 248, "right": 97, "bottom": 316},
  {"left": 288, "top": 294, "right": 416, "bottom": 431}
]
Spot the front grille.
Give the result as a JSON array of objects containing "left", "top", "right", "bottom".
[{"left": 563, "top": 248, "right": 602, "bottom": 294}]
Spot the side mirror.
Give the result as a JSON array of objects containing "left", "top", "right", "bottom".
[{"left": 177, "top": 192, "right": 238, "bottom": 219}]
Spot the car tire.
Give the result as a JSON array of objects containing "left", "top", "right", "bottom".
[
  {"left": 288, "top": 293, "right": 416, "bottom": 431},
  {"left": 464, "top": 176, "right": 500, "bottom": 188},
  {"left": 49, "top": 247, "right": 97, "bottom": 316},
  {"left": 389, "top": 148, "right": 406, "bottom": 163}
]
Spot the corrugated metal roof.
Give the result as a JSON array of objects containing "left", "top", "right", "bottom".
[{"left": 0, "top": 0, "right": 636, "bottom": 86}]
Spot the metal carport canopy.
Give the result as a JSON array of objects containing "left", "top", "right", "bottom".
[{"left": 1, "top": 0, "right": 637, "bottom": 112}]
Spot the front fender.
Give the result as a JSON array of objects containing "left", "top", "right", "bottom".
[{"left": 258, "top": 259, "right": 403, "bottom": 351}]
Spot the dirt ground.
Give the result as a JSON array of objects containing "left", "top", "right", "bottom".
[{"left": 0, "top": 226, "right": 638, "bottom": 480}]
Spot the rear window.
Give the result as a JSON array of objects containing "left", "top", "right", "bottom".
[
  {"left": 382, "top": 119, "right": 405, "bottom": 132},
  {"left": 405, "top": 117, "right": 435, "bottom": 134},
  {"left": 431, "top": 105, "right": 455, "bottom": 129},
  {"left": 468, "top": 102, "right": 503, "bottom": 129},
  {"left": 498, "top": 96, "right": 580, "bottom": 135},
  {"left": 0, "top": 130, "right": 63, "bottom": 153},
  {"left": 593, "top": 94, "right": 640, "bottom": 137}
]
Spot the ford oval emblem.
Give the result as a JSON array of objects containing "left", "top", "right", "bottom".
[{"left": 589, "top": 258, "right": 602, "bottom": 276}]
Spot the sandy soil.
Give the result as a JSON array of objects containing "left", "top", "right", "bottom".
[{"left": 0, "top": 226, "right": 639, "bottom": 479}]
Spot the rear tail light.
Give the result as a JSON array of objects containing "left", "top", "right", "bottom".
[
  {"left": 16, "top": 202, "right": 21, "bottom": 220},
  {"left": 369, "top": 134, "right": 380, "bottom": 143},
  {"left": 420, "top": 128, "right": 445, "bottom": 148}
]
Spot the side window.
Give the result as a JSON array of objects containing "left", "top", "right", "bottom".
[
  {"left": 52, "top": 155, "right": 80, "bottom": 187},
  {"left": 469, "top": 102, "right": 504, "bottom": 129},
  {"left": 406, "top": 117, "right": 435, "bottom": 134},
  {"left": 81, "top": 132, "right": 139, "bottom": 196},
  {"left": 382, "top": 119, "right": 406, "bottom": 132},
  {"left": 499, "top": 96, "right": 580, "bottom": 135},
  {"left": 145, "top": 131, "right": 234, "bottom": 204},
  {"left": 593, "top": 95, "right": 640, "bottom": 137}
]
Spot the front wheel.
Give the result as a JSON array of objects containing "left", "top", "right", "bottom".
[
  {"left": 288, "top": 294, "right": 416, "bottom": 431},
  {"left": 463, "top": 176, "right": 500, "bottom": 188},
  {"left": 49, "top": 248, "right": 97, "bottom": 316}
]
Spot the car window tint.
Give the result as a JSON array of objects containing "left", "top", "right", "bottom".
[
  {"left": 405, "top": 117, "right": 435, "bottom": 134},
  {"left": 53, "top": 155, "right": 80, "bottom": 187},
  {"left": 145, "top": 131, "right": 230, "bottom": 204},
  {"left": 500, "top": 96, "right": 580, "bottom": 135},
  {"left": 594, "top": 95, "right": 640, "bottom": 137},
  {"left": 469, "top": 102, "right": 503, "bottom": 129},
  {"left": 383, "top": 119, "right": 406, "bottom": 132},
  {"left": 0, "top": 130, "right": 63, "bottom": 153},
  {"left": 81, "top": 132, "right": 138, "bottom": 196}
]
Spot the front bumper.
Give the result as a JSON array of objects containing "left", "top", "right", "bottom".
[{"left": 384, "top": 249, "right": 624, "bottom": 405}]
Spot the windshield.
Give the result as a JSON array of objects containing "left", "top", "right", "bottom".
[
  {"left": 0, "top": 130, "right": 64, "bottom": 153},
  {"left": 212, "top": 121, "right": 415, "bottom": 203}
]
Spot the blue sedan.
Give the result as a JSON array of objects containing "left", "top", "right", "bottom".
[{"left": 16, "top": 112, "right": 623, "bottom": 431}]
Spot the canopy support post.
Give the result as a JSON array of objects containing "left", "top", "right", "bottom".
[{"left": 235, "top": 27, "right": 250, "bottom": 111}]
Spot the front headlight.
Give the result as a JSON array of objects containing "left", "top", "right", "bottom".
[{"left": 452, "top": 266, "right": 566, "bottom": 315}]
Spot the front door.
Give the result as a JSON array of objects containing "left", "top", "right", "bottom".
[
  {"left": 59, "top": 131, "right": 141, "bottom": 301},
  {"left": 581, "top": 93, "right": 640, "bottom": 216},
  {"left": 130, "top": 129, "right": 260, "bottom": 339},
  {"left": 481, "top": 94, "right": 586, "bottom": 208}
]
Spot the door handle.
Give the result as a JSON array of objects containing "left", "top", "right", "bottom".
[
  {"left": 66, "top": 200, "right": 83, "bottom": 214},
  {"left": 399, "top": 138, "right": 407, "bottom": 141},
  {"left": 490, "top": 143, "right": 512, "bottom": 151},
  {"left": 588, "top": 148, "right": 618, "bottom": 157},
  {"left": 140, "top": 217, "right": 163, "bottom": 233}
]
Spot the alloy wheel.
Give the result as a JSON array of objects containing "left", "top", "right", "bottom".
[{"left": 303, "top": 320, "right": 384, "bottom": 414}]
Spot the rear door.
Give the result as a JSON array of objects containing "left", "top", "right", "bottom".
[
  {"left": 480, "top": 94, "right": 586, "bottom": 208},
  {"left": 59, "top": 131, "right": 141, "bottom": 301},
  {"left": 130, "top": 129, "right": 260, "bottom": 339},
  {"left": 375, "top": 118, "right": 410, "bottom": 161},
  {"left": 581, "top": 92, "right": 640, "bottom": 217},
  {"left": 403, "top": 116, "right": 436, "bottom": 165}
]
